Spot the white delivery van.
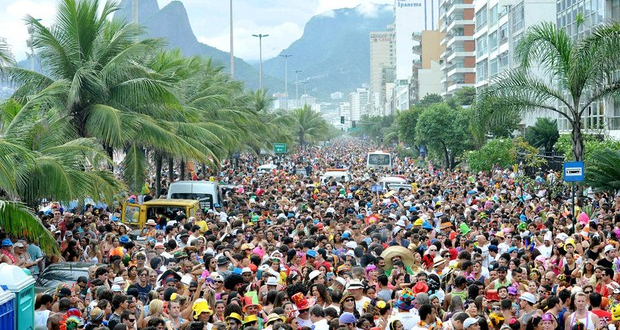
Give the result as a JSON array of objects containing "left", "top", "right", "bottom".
[
  {"left": 378, "top": 176, "right": 408, "bottom": 188},
  {"left": 320, "top": 169, "right": 351, "bottom": 185},
  {"left": 257, "top": 164, "right": 277, "bottom": 176},
  {"left": 167, "top": 181, "right": 221, "bottom": 210}
]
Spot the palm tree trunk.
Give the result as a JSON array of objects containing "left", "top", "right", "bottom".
[
  {"left": 168, "top": 157, "right": 174, "bottom": 186},
  {"left": 571, "top": 115, "right": 584, "bottom": 162},
  {"left": 180, "top": 160, "right": 186, "bottom": 181},
  {"left": 155, "top": 153, "right": 162, "bottom": 197}
]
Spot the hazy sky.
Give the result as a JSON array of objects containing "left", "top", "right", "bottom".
[{"left": 1, "top": 0, "right": 392, "bottom": 62}]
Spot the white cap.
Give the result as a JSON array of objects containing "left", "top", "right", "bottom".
[
  {"left": 463, "top": 318, "right": 479, "bottom": 329},
  {"left": 520, "top": 292, "right": 537, "bottom": 304},
  {"left": 604, "top": 245, "right": 616, "bottom": 253},
  {"left": 242, "top": 267, "right": 252, "bottom": 274},
  {"left": 111, "top": 284, "right": 122, "bottom": 292},
  {"left": 266, "top": 277, "right": 278, "bottom": 286},
  {"left": 113, "top": 277, "right": 124, "bottom": 284},
  {"left": 309, "top": 270, "right": 322, "bottom": 282},
  {"left": 345, "top": 241, "right": 358, "bottom": 249}
]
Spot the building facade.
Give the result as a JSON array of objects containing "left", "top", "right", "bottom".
[
  {"left": 439, "top": 0, "right": 476, "bottom": 97},
  {"left": 369, "top": 28, "right": 395, "bottom": 117},
  {"left": 556, "top": 0, "right": 620, "bottom": 137}
]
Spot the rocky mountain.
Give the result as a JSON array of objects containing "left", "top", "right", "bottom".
[
  {"left": 262, "top": 5, "right": 394, "bottom": 99},
  {"left": 111, "top": 1, "right": 395, "bottom": 100},
  {"left": 114, "top": 0, "right": 270, "bottom": 90}
]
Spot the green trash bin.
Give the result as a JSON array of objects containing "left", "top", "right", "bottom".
[{"left": 0, "top": 264, "right": 35, "bottom": 330}]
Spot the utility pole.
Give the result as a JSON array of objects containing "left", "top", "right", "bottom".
[
  {"left": 280, "top": 54, "right": 292, "bottom": 109},
  {"left": 229, "top": 0, "right": 234, "bottom": 78},
  {"left": 295, "top": 70, "right": 302, "bottom": 102},
  {"left": 252, "top": 33, "right": 269, "bottom": 90}
]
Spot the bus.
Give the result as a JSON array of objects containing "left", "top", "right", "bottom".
[{"left": 366, "top": 151, "right": 392, "bottom": 169}]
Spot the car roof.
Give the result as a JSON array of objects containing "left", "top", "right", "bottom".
[
  {"left": 43, "top": 262, "right": 103, "bottom": 271},
  {"left": 143, "top": 199, "right": 200, "bottom": 206}
]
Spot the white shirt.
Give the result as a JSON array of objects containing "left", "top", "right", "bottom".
[
  {"left": 314, "top": 318, "right": 330, "bottom": 330},
  {"left": 355, "top": 297, "right": 371, "bottom": 316},
  {"left": 389, "top": 311, "right": 420, "bottom": 330}
]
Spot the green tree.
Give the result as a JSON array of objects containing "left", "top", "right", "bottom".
[
  {"left": 466, "top": 139, "right": 514, "bottom": 173},
  {"left": 289, "top": 105, "right": 329, "bottom": 148},
  {"left": 584, "top": 149, "right": 620, "bottom": 193},
  {"left": 452, "top": 86, "right": 476, "bottom": 107},
  {"left": 554, "top": 134, "right": 620, "bottom": 164},
  {"left": 484, "top": 22, "right": 620, "bottom": 162},
  {"left": 525, "top": 117, "right": 559, "bottom": 153},
  {"left": 0, "top": 37, "right": 14, "bottom": 67},
  {"left": 2, "top": 0, "right": 209, "bottom": 193},
  {"left": 397, "top": 106, "right": 423, "bottom": 146},
  {"left": 469, "top": 97, "right": 520, "bottom": 148},
  {"left": 418, "top": 94, "right": 443, "bottom": 107},
  {"left": 415, "top": 103, "right": 472, "bottom": 169}
]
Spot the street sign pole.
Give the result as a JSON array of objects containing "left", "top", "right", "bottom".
[{"left": 563, "top": 161, "right": 584, "bottom": 235}]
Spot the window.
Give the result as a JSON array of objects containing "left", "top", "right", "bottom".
[
  {"left": 489, "top": 31, "right": 498, "bottom": 51},
  {"left": 489, "top": 58, "right": 498, "bottom": 77},
  {"left": 476, "top": 59, "right": 488, "bottom": 82},
  {"left": 475, "top": 6, "right": 488, "bottom": 31},
  {"left": 498, "top": 52, "right": 509, "bottom": 71},
  {"left": 489, "top": 5, "right": 498, "bottom": 26},
  {"left": 512, "top": 3, "right": 524, "bottom": 32},
  {"left": 499, "top": 24, "right": 509, "bottom": 44},
  {"left": 476, "top": 35, "right": 488, "bottom": 57}
]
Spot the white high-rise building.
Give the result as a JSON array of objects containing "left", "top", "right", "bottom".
[
  {"left": 349, "top": 88, "right": 370, "bottom": 122},
  {"left": 394, "top": 0, "right": 440, "bottom": 81},
  {"left": 473, "top": 0, "right": 556, "bottom": 127},
  {"left": 370, "top": 28, "right": 395, "bottom": 117},
  {"left": 556, "top": 0, "right": 620, "bottom": 137}
]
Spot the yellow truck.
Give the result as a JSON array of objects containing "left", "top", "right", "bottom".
[{"left": 121, "top": 199, "right": 199, "bottom": 229}]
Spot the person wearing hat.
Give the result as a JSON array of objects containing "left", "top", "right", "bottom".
[
  {"left": 226, "top": 312, "right": 243, "bottom": 330},
  {"left": 339, "top": 312, "right": 358, "bottom": 330},
  {"left": 264, "top": 313, "right": 286, "bottom": 330},
  {"left": 462, "top": 317, "right": 480, "bottom": 330},
  {"left": 0, "top": 238, "right": 15, "bottom": 265},
  {"left": 598, "top": 244, "right": 616, "bottom": 269},
  {"left": 518, "top": 292, "right": 538, "bottom": 325},
  {"left": 243, "top": 315, "right": 259, "bottom": 329},
  {"left": 347, "top": 279, "right": 370, "bottom": 315},
  {"left": 390, "top": 289, "right": 420, "bottom": 330},
  {"left": 291, "top": 292, "right": 314, "bottom": 327},
  {"left": 192, "top": 298, "right": 213, "bottom": 323}
]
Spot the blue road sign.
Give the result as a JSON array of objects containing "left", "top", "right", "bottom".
[{"left": 563, "top": 161, "right": 585, "bottom": 182}]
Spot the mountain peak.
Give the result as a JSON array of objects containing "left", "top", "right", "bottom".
[{"left": 114, "top": 0, "right": 159, "bottom": 24}]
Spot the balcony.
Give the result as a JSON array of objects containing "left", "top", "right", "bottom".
[
  {"left": 412, "top": 44, "right": 422, "bottom": 55},
  {"left": 412, "top": 59, "right": 422, "bottom": 69},
  {"left": 412, "top": 32, "right": 422, "bottom": 42},
  {"left": 447, "top": 63, "right": 475, "bottom": 77},
  {"left": 447, "top": 82, "right": 475, "bottom": 93},
  {"left": 446, "top": 15, "right": 474, "bottom": 31}
]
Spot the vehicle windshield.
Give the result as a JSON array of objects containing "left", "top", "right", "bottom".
[{"left": 368, "top": 154, "right": 390, "bottom": 165}]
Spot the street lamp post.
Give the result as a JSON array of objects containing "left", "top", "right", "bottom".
[
  {"left": 280, "top": 54, "right": 292, "bottom": 110},
  {"left": 230, "top": 0, "right": 234, "bottom": 78},
  {"left": 252, "top": 33, "right": 269, "bottom": 90},
  {"left": 295, "top": 70, "right": 302, "bottom": 102}
]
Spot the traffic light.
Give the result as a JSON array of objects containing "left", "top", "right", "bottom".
[
  {"left": 340, "top": 116, "right": 345, "bottom": 124},
  {"left": 352, "top": 121, "right": 356, "bottom": 128}
]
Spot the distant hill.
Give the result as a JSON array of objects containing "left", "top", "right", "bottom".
[
  {"left": 114, "top": 0, "right": 273, "bottom": 90},
  {"left": 262, "top": 5, "right": 394, "bottom": 99}
]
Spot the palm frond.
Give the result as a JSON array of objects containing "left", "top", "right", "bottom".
[{"left": 0, "top": 201, "right": 58, "bottom": 255}]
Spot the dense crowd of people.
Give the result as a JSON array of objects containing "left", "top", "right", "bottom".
[{"left": 3, "top": 140, "right": 620, "bottom": 330}]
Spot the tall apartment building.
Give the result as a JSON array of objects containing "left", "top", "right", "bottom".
[
  {"left": 439, "top": 0, "right": 476, "bottom": 97},
  {"left": 349, "top": 88, "right": 370, "bottom": 122},
  {"left": 369, "top": 28, "right": 395, "bottom": 117},
  {"left": 556, "top": 0, "right": 620, "bottom": 136},
  {"left": 412, "top": 30, "right": 445, "bottom": 101}
]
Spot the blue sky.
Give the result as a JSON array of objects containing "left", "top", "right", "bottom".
[{"left": 0, "top": 0, "right": 391, "bottom": 62}]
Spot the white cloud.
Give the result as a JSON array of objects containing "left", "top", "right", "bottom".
[
  {"left": 198, "top": 21, "right": 303, "bottom": 62},
  {"left": 1, "top": 0, "right": 57, "bottom": 61},
  {"left": 315, "top": 0, "right": 392, "bottom": 15}
]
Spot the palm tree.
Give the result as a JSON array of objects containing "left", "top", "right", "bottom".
[
  {"left": 525, "top": 117, "right": 559, "bottom": 153},
  {"left": 1, "top": 106, "right": 124, "bottom": 207},
  {"left": 289, "top": 105, "right": 329, "bottom": 148},
  {"left": 584, "top": 149, "right": 620, "bottom": 193},
  {"left": 0, "top": 137, "right": 59, "bottom": 255},
  {"left": 0, "top": 37, "right": 14, "bottom": 67},
  {"left": 2, "top": 0, "right": 208, "bottom": 193},
  {"left": 485, "top": 22, "right": 620, "bottom": 162}
]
